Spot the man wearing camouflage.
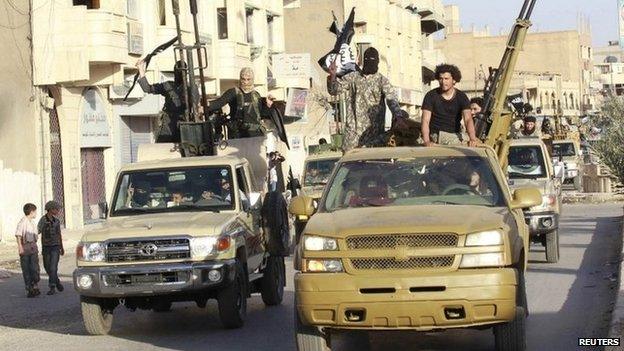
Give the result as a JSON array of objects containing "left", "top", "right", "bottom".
[{"left": 327, "top": 47, "right": 406, "bottom": 152}]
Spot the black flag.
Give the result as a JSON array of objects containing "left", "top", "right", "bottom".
[
  {"left": 318, "top": 8, "right": 358, "bottom": 77},
  {"left": 123, "top": 37, "right": 178, "bottom": 101}
]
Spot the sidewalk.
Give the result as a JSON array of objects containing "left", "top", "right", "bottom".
[
  {"left": 607, "top": 206, "right": 624, "bottom": 351},
  {"left": 0, "top": 226, "right": 87, "bottom": 273},
  {"left": 562, "top": 192, "right": 624, "bottom": 205}
]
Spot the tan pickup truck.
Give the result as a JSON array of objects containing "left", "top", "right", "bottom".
[
  {"left": 290, "top": 146, "right": 541, "bottom": 351},
  {"left": 73, "top": 155, "right": 287, "bottom": 334}
]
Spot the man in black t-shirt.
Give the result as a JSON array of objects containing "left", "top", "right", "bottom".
[{"left": 421, "top": 64, "right": 478, "bottom": 147}]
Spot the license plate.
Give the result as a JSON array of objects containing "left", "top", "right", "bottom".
[{"left": 131, "top": 274, "right": 162, "bottom": 284}]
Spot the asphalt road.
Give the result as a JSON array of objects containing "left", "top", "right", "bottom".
[{"left": 0, "top": 203, "right": 621, "bottom": 351}]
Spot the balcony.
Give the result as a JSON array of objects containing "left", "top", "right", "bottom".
[
  {"left": 85, "top": 9, "right": 128, "bottom": 64},
  {"left": 216, "top": 40, "right": 251, "bottom": 80},
  {"left": 412, "top": 0, "right": 445, "bottom": 35}
]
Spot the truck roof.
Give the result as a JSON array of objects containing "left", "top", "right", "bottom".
[
  {"left": 305, "top": 151, "right": 343, "bottom": 162},
  {"left": 340, "top": 146, "right": 489, "bottom": 162},
  {"left": 119, "top": 155, "right": 248, "bottom": 172}
]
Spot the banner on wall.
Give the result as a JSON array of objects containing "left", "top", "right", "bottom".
[{"left": 80, "top": 88, "right": 111, "bottom": 148}]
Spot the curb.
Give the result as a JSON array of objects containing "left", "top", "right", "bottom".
[{"left": 606, "top": 205, "right": 624, "bottom": 351}]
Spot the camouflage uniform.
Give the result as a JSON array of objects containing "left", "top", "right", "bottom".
[{"left": 328, "top": 72, "right": 401, "bottom": 152}]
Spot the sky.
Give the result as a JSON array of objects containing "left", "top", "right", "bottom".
[{"left": 442, "top": 0, "right": 618, "bottom": 47}]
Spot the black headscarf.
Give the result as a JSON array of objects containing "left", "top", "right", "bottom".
[{"left": 362, "top": 47, "right": 379, "bottom": 75}]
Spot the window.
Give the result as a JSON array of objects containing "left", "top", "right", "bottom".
[
  {"left": 245, "top": 8, "right": 254, "bottom": 44},
  {"left": 507, "top": 146, "right": 547, "bottom": 179},
  {"left": 73, "top": 0, "right": 99, "bottom": 9},
  {"left": 267, "top": 14, "right": 275, "bottom": 50},
  {"left": 235, "top": 167, "right": 250, "bottom": 209},
  {"left": 126, "top": 0, "right": 139, "bottom": 19},
  {"left": 158, "top": 0, "right": 166, "bottom": 25},
  {"left": 217, "top": 8, "right": 228, "bottom": 39}
]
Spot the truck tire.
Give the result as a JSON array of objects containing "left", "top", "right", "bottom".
[
  {"left": 295, "top": 299, "right": 330, "bottom": 351},
  {"left": 80, "top": 296, "right": 114, "bottom": 335},
  {"left": 493, "top": 307, "right": 526, "bottom": 351},
  {"left": 217, "top": 261, "right": 247, "bottom": 329},
  {"left": 261, "top": 256, "right": 285, "bottom": 306},
  {"left": 545, "top": 230, "right": 560, "bottom": 263}
]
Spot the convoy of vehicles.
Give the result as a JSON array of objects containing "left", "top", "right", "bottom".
[{"left": 507, "top": 138, "right": 562, "bottom": 263}]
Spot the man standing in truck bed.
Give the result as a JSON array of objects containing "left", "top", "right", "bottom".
[{"left": 421, "top": 64, "right": 478, "bottom": 147}]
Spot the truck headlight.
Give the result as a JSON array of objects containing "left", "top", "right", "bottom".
[
  {"left": 304, "top": 236, "right": 338, "bottom": 251},
  {"left": 531, "top": 194, "right": 557, "bottom": 212},
  {"left": 465, "top": 230, "right": 503, "bottom": 246},
  {"left": 460, "top": 253, "right": 505, "bottom": 268},
  {"left": 76, "top": 242, "right": 106, "bottom": 262},
  {"left": 190, "top": 237, "right": 218, "bottom": 258},
  {"left": 305, "top": 259, "right": 343, "bottom": 272}
]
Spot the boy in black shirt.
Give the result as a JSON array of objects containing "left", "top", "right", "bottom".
[{"left": 421, "top": 64, "right": 478, "bottom": 147}]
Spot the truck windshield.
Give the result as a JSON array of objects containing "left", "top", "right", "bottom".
[
  {"left": 322, "top": 156, "right": 505, "bottom": 212},
  {"left": 304, "top": 158, "right": 339, "bottom": 186},
  {"left": 507, "top": 146, "right": 547, "bottom": 179},
  {"left": 111, "top": 166, "right": 235, "bottom": 216},
  {"left": 553, "top": 142, "right": 576, "bottom": 157}
]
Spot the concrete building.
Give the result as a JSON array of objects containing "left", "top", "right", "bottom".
[
  {"left": 0, "top": 0, "right": 290, "bottom": 236},
  {"left": 0, "top": 0, "right": 42, "bottom": 242},
  {"left": 436, "top": 5, "right": 594, "bottom": 119},
  {"left": 282, "top": 0, "right": 446, "bottom": 177},
  {"left": 593, "top": 42, "right": 624, "bottom": 97}
]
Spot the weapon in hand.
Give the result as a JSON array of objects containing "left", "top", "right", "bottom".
[{"left": 123, "top": 37, "right": 178, "bottom": 101}]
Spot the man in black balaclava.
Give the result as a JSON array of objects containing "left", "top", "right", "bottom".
[
  {"left": 327, "top": 47, "right": 407, "bottom": 151},
  {"left": 136, "top": 59, "right": 199, "bottom": 143}
]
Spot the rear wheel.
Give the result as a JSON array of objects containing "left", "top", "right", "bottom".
[
  {"left": 80, "top": 296, "right": 114, "bottom": 335},
  {"left": 217, "top": 260, "right": 247, "bottom": 329},
  {"left": 261, "top": 256, "right": 285, "bottom": 306},
  {"left": 545, "top": 230, "right": 560, "bottom": 263},
  {"left": 295, "top": 299, "right": 331, "bottom": 351}
]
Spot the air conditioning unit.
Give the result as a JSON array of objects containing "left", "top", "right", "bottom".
[{"left": 109, "top": 83, "right": 144, "bottom": 100}]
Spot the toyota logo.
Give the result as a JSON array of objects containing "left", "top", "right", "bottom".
[{"left": 139, "top": 243, "right": 158, "bottom": 257}]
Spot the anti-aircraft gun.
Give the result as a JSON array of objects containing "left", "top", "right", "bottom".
[{"left": 473, "top": 0, "right": 538, "bottom": 168}]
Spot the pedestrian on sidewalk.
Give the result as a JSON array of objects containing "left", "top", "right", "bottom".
[
  {"left": 16, "top": 203, "right": 40, "bottom": 298},
  {"left": 37, "top": 201, "right": 65, "bottom": 295}
]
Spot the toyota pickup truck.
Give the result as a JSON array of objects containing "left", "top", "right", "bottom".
[
  {"left": 73, "top": 155, "right": 287, "bottom": 334},
  {"left": 507, "top": 138, "right": 562, "bottom": 263},
  {"left": 289, "top": 146, "right": 541, "bottom": 351},
  {"left": 552, "top": 139, "right": 584, "bottom": 191}
]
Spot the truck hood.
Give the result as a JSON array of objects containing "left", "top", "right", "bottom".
[
  {"left": 81, "top": 212, "right": 238, "bottom": 242},
  {"left": 306, "top": 205, "right": 513, "bottom": 237},
  {"left": 508, "top": 178, "right": 548, "bottom": 193}
]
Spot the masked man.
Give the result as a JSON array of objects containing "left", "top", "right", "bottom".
[
  {"left": 136, "top": 59, "right": 199, "bottom": 143},
  {"left": 327, "top": 47, "right": 406, "bottom": 152},
  {"left": 206, "top": 67, "right": 275, "bottom": 138}
]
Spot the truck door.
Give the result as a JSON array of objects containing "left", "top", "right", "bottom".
[{"left": 235, "top": 165, "right": 264, "bottom": 272}]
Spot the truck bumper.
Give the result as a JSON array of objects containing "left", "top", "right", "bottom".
[
  {"left": 73, "top": 259, "right": 236, "bottom": 298},
  {"left": 295, "top": 268, "right": 518, "bottom": 331},
  {"left": 525, "top": 211, "right": 559, "bottom": 235}
]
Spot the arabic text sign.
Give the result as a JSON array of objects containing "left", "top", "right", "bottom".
[
  {"left": 273, "top": 54, "right": 311, "bottom": 79},
  {"left": 80, "top": 88, "right": 111, "bottom": 148}
]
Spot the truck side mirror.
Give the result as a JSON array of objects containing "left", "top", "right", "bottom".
[
  {"left": 510, "top": 188, "right": 542, "bottom": 210},
  {"left": 288, "top": 196, "right": 315, "bottom": 217},
  {"left": 99, "top": 202, "right": 108, "bottom": 219}
]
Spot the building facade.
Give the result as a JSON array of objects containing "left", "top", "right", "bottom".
[
  {"left": 0, "top": 0, "right": 290, "bottom": 237},
  {"left": 282, "top": 0, "right": 445, "bottom": 177},
  {"left": 593, "top": 43, "right": 624, "bottom": 99},
  {"left": 436, "top": 5, "right": 594, "bottom": 119}
]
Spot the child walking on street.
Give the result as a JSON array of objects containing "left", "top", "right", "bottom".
[
  {"left": 16, "top": 203, "right": 41, "bottom": 298},
  {"left": 38, "top": 201, "right": 65, "bottom": 295}
]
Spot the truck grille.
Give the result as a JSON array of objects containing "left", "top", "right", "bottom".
[
  {"left": 103, "top": 271, "right": 190, "bottom": 286},
  {"left": 106, "top": 238, "right": 191, "bottom": 262},
  {"left": 346, "top": 234, "right": 458, "bottom": 250},
  {"left": 350, "top": 256, "right": 455, "bottom": 271}
]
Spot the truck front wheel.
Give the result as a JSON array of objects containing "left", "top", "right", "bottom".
[
  {"left": 493, "top": 307, "right": 527, "bottom": 351},
  {"left": 261, "top": 256, "right": 285, "bottom": 306},
  {"left": 217, "top": 261, "right": 247, "bottom": 329},
  {"left": 295, "top": 300, "right": 330, "bottom": 351},
  {"left": 80, "top": 296, "right": 114, "bottom": 335},
  {"left": 545, "top": 230, "right": 560, "bottom": 263}
]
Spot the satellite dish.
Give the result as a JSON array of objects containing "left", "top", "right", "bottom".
[{"left": 605, "top": 55, "right": 618, "bottom": 63}]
